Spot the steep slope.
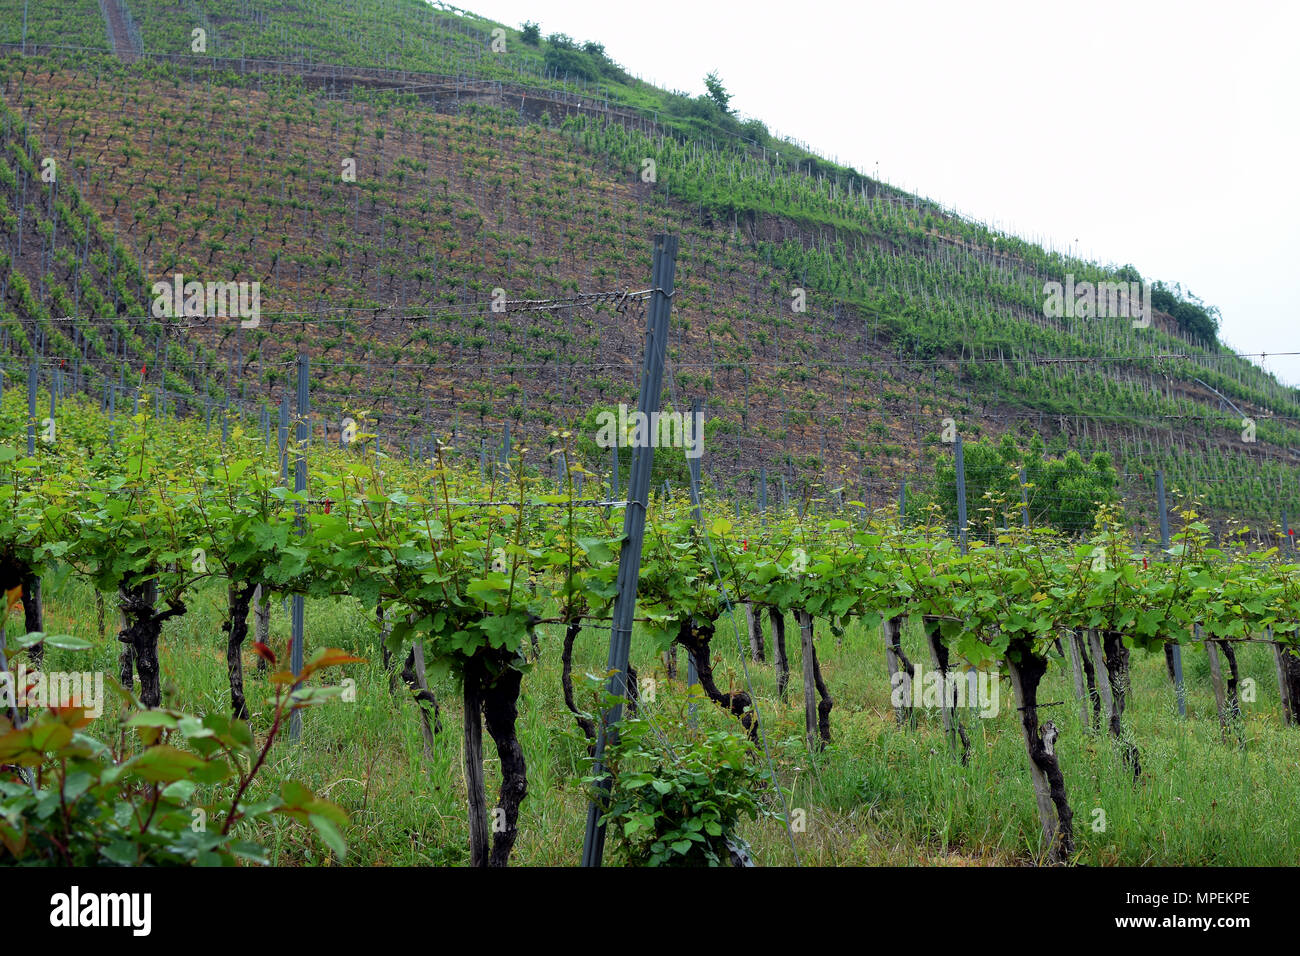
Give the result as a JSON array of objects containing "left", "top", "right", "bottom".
[
  {"left": 0, "top": 4, "right": 1297, "bottom": 543},
  {"left": 0, "top": 93, "right": 219, "bottom": 399}
]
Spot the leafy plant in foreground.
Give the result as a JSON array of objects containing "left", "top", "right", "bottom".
[
  {"left": 0, "top": 646, "right": 359, "bottom": 866},
  {"left": 586, "top": 696, "right": 771, "bottom": 867}
]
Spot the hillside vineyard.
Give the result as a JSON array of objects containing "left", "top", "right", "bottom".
[{"left": 0, "top": 1, "right": 1297, "bottom": 873}]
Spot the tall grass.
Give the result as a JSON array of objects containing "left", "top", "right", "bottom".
[{"left": 27, "top": 572, "right": 1300, "bottom": 866}]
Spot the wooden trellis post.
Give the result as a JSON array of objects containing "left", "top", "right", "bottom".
[
  {"left": 1066, "top": 630, "right": 1090, "bottom": 730},
  {"left": 1199, "top": 623, "right": 1229, "bottom": 742}
]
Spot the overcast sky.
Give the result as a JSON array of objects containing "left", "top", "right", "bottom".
[{"left": 466, "top": 0, "right": 1300, "bottom": 387}]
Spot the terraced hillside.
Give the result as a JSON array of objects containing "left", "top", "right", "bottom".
[{"left": 0, "top": 1, "right": 1298, "bottom": 539}]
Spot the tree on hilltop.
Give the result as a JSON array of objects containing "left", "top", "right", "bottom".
[{"left": 704, "top": 71, "right": 733, "bottom": 114}]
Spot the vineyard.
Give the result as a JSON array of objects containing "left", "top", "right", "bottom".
[
  {"left": 0, "top": 34, "right": 1297, "bottom": 531},
  {"left": 4, "top": 340, "right": 1300, "bottom": 865},
  {"left": 0, "top": 0, "right": 1298, "bottom": 873}
]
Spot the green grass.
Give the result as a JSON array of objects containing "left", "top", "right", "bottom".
[{"left": 26, "top": 571, "right": 1300, "bottom": 866}]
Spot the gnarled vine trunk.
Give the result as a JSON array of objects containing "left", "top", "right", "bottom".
[
  {"left": 1005, "top": 637, "right": 1074, "bottom": 864},
  {"left": 224, "top": 580, "right": 257, "bottom": 719},
  {"left": 482, "top": 657, "right": 526, "bottom": 868},
  {"left": 921, "top": 615, "right": 970, "bottom": 764},
  {"left": 463, "top": 645, "right": 529, "bottom": 867},
  {"left": 117, "top": 571, "right": 184, "bottom": 709},
  {"left": 674, "top": 617, "right": 757, "bottom": 739},
  {"left": 883, "top": 614, "right": 915, "bottom": 726}
]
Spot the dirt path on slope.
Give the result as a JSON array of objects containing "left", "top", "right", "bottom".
[{"left": 100, "top": 0, "right": 140, "bottom": 63}]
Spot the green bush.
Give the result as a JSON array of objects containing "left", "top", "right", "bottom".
[
  {"left": 544, "top": 46, "right": 598, "bottom": 84},
  {"left": 926, "top": 432, "right": 1118, "bottom": 535},
  {"left": 587, "top": 708, "right": 770, "bottom": 867}
]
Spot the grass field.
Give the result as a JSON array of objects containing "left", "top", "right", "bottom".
[{"left": 25, "top": 571, "right": 1300, "bottom": 867}]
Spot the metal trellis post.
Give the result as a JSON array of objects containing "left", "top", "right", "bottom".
[
  {"left": 685, "top": 398, "right": 703, "bottom": 718},
  {"left": 290, "top": 354, "right": 310, "bottom": 741},
  {"left": 1156, "top": 470, "right": 1186, "bottom": 717},
  {"left": 581, "top": 234, "right": 677, "bottom": 867},
  {"left": 954, "top": 433, "right": 968, "bottom": 553},
  {"left": 1019, "top": 467, "right": 1030, "bottom": 529},
  {"left": 610, "top": 443, "right": 619, "bottom": 499},
  {"left": 26, "top": 361, "right": 36, "bottom": 456}
]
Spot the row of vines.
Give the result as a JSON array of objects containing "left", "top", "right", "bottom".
[{"left": 4, "top": 385, "right": 1300, "bottom": 864}]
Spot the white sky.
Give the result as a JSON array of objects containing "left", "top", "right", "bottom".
[{"left": 465, "top": 0, "right": 1300, "bottom": 388}]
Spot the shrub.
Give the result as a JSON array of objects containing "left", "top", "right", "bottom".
[
  {"left": 587, "top": 707, "right": 770, "bottom": 867},
  {"left": 544, "top": 46, "right": 599, "bottom": 83}
]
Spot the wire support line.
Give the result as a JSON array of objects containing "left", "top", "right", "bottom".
[{"left": 39, "top": 287, "right": 669, "bottom": 327}]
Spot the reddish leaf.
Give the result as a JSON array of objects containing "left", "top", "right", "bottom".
[
  {"left": 298, "top": 647, "right": 366, "bottom": 681},
  {"left": 252, "top": 642, "right": 276, "bottom": 665},
  {"left": 48, "top": 706, "right": 94, "bottom": 729},
  {"left": 308, "top": 648, "right": 366, "bottom": 668}
]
